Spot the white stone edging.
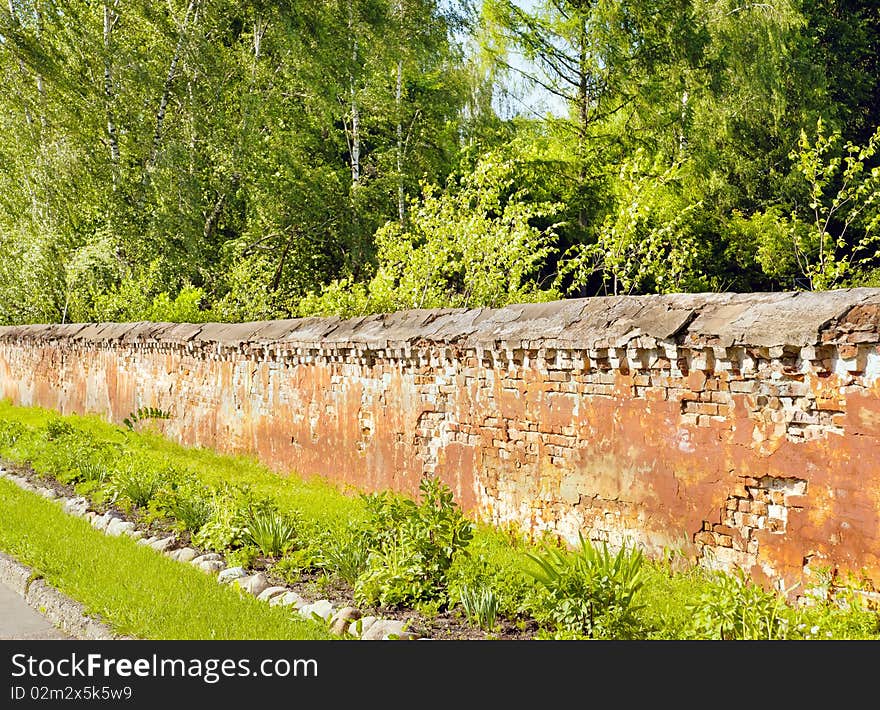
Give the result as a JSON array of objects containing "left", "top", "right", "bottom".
[{"left": 0, "top": 466, "right": 417, "bottom": 640}]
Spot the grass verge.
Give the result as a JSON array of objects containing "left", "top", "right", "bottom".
[{"left": 0, "top": 476, "right": 332, "bottom": 640}]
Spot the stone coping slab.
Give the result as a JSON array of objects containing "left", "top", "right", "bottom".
[{"left": 1, "top": 289, "right": 879, "bottom": 351}]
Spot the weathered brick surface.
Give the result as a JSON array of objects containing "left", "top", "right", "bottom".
[{"left": 2, "top": 289, "right": 880, "bottom": 596}]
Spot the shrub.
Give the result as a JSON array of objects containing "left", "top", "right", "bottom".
[
  {"left": 319, "top": 526, "right": 370, "bottom": 585},
  {"left": 112, "top": 464, "right": 165, "bottom": 508},
  {"left": 354, "top": 475, "right": 473, "bottom": 608},
  {"left": 0, "top": 420, "right": 25, "bottom": 448},
  {"left": 355, "top": 542, "right": 433, "bottom": 608},
  {"left": 192, "top": 484, "right": 268, "bottom": 552},
  {"left": 687, "top": 568, "right": 791, "bottom": 640},
  {"left": 526, "top": 534, "right": 646, "bottom": 639},
  {"left": 244, "top": 508, "right": 298, "bottom": 558},
  {"left": 154, "top": 475, "right": 214, "bottom": 533},
  {"left": 45, "top": 417, "right": 74, "bottom": 441}
]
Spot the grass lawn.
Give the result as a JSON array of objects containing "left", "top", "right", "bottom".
[{"left": 0, "top": 476, "right": 332, "bottom": 640}]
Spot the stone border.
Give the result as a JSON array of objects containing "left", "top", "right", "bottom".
[
  {"left": 0, "top": 467, "right": 418, "bottom": 640},
  {"left": 0, "top": 550, "right": 123, "bottom": 640}
]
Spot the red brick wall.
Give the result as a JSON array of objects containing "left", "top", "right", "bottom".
[{"left": 2, "top": 290, "right": 880, "bottom": 596}]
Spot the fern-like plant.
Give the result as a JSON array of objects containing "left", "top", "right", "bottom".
[{"left": 123, "top": 407, "right": 172, "bottom": 431}]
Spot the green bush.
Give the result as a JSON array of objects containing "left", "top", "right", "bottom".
[
  {"left": 111, "top": 463, "right": 165, "bottom": 509},
  {"left": 0, "top": 420, "right": 25, "bottom": 448},
  {"left": 319, "top": 526, "right": 370, "bottom": 586},
  {"left": 244, "top": 508, "right": 298, "bottom": 558},
  {"left": 354, "top": 475, "right": 473, "bottom": 608},
  {"left": 687, "top": 569, "right": 790, "bottom": 640},
  {"left": 192, "top": 484, "right": 267, "bottom": 552},
  {"left": 45, "top": 417, "right": 74, "bottom": 441},
  {"left": 152, "top": 474, "right": 214, "bottom": 533},
  {"left": 526, "top": 534, "right": 646, "bottom": 639}
]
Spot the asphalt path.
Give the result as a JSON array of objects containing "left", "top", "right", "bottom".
[{"left": 0, "top": 579, "right": 68, "bottom": 640}]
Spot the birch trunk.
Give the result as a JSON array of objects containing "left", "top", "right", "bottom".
[
  {"left": 396, "top": 58, "right": 404, "bottom": 222},
  {"left": 148, "top": 0, "right": 197, "bottom": 171},
  {"left": 6, "top": 0, "right": 34, "bottom": 130},
  {"left": 104, "top": 2, "right": 121, "bottom": 170},
  {"left": 348, "top": 1, "right": 360, "bottom": 188}
]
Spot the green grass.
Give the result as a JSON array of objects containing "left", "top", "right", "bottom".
[
  {"left": 0, "top": 476, "right": 332, "bottom": 640},
  {"left": 0, "top": 399, "right": 366, "bottom": 533}
]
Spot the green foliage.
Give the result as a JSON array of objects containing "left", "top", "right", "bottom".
[
  {"left": 458, "top": 583, "right": 500, "bottom": 631},
  {"left": 447, "top": 534, "right": 536, "bottom": 620},
  {"left": 151, "top": 474, "right": 214, "bottom": 533},
  {"left": 224, "top": 545, "right": 262, "bottom": 570},
  {"left": 0, "top": 421, "right": 25, "bottom": 448},
  {"left": 111, "top": 463, "right": 165, "bottom": 509},
  {"left": 3, "top": 402, "right": 880, "bottom": 640},
  {"left": 45, "top": 418, "right": 75, "bottom": 441},
  {"left": 354, "top": 475, "right": 473, "bottom": 608},
  {"left": 123, "top": 407, "right": 172, "bottom": 432},
  {"left": 687, "top": 569, "right": 792, "bottom": 640},
  {"left": 243, "top": 508, "right": 299, "bottom": 558},
  {"left": 557, "top": 155, "right": 711, "bottom": 295},
  {"left": 319, "top": 526, "right": 371, "bottom": 586},
  {"left": 526, "top": 534, "right": 646, "bottom": 639},
  {"left": 272, "top": 547, "right": 324, "bottom": 585},
  {"left": 147, "top": 285, "right": 214, "bottom": 323},
  {"left": 191, "top": 483, "right": 277, "bottom": 553},
  {"left": 789, "top": 119, "right": 880, "bottom": 289},
  {"left": 0, "top": 477, "right": 330, "bottom": 640},
  {"left": 298, "top": 157, "right": 561, "bottom": 316}
]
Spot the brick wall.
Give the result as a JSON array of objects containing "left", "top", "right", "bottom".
[{"left": 2, "top": 290, "right": 880, "bottom": 596}]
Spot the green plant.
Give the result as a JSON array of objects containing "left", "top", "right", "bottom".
[
  {"left": 0, "top": 420, "right": 25, "bottom": 448},
  {"left": 272, "top": 548, "right": 323, "bottom": 585},
  {"left": 123, "top": 407, "right": 172, "bottom": 431},
  {"left": 76, "top": 459, "right": 109, "bottom": 484},
  {"left": 147, "top": 470, "right": 214, "bottom": 532},
  {"left": 111, "top": 464, "right": 165, "bottom": 509},
  {"left": 225, "top": 545, "right": 261, "bottom": 569},
  {"left": 355, "top": 542, "right": 432, "bottom": 608},
  {"left": 45, "top": 417, "right": 74, "bottom": 440},
  {"left": 687, "top": 568, "right": 793, "bottom": 640},
  {"left": 243, "top": 508, "right": 298, "bottom": 558},
  {"left": 459, "top": 583, "right": 500, "bottom": 631},
  {"left": 319, "top": 526, "right": 370, "bottom": 585},
  {"left": 354, "top": 475, "right": 473, "bottom": 608},
  {"left": 787, "top": 119, "right": 880, "bottom": 290},
  {"left": 526, "top": 534, "right": 646, "bottom": 639},
  {"left": 191, "top": 484, "right": 255, "bottom": 552}
]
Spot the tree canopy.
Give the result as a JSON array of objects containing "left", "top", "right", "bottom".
[{"left": 1, "top": 0, "right": 878, "bottom": 324}]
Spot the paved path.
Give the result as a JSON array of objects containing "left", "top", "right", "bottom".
[{"left": 0, "top": 579, "right": 69, "bottom": 640}]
